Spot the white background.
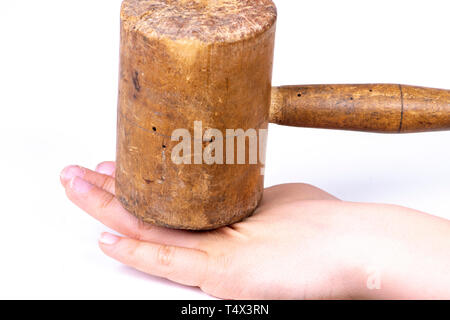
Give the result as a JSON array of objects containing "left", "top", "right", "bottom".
[{"left": 0, "top": 0, "right": 449, "bottom": 299}]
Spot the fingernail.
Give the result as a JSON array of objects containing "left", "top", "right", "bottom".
[
  {"left": 99, "top": 232, "right": 120, "bottom": 245},
  {"left": 69, "top": 176, "right": 93, "bottom": 194},
  {"left": 95, "top": 162, "right": 115, "bottom": 176},
  {"left": 61, "top": 165, "right": 85, "bottom": 182}
]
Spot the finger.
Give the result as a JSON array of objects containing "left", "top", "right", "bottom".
[
  {"left": 64, "top": 176, "right": 202, "bottom": 249},
  {"left": 99, "top": 232, "right": 209, "bottom": 288},
  {"left": 61, "top": 165, "right": 115, "bottom": 195},
  {"left": 95, "top": 161, "right": 116, "bottom": 177}
]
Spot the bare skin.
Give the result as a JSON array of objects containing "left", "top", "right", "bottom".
[{"left": 60, "top": 162, "right": 450, "bottom": 300}]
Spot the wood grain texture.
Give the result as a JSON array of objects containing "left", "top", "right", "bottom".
[
  {"left": 116, "top": 0, "right": 276, "bottom": 230},
  {"left": 116, "top": 0, "right": 450, "bottom": 231},
  {"left": 270, "top": 84, "right": 450, "bottom": 133}
]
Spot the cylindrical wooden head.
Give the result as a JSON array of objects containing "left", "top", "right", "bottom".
[{"left": 116, "top": 0, "right": 277, "bottom": 230}]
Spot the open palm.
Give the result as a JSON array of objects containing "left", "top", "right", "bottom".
[{"left": 60, "top": 161, "right": 450, "bottom": 300}]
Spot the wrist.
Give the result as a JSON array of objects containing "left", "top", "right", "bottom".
[{"left": 340, "top": 204, "right": 450, "bottom": 299}]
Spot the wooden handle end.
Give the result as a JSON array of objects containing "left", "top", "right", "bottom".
[{"left": 270, "top": 84, "right": 450, "bottom": 133}]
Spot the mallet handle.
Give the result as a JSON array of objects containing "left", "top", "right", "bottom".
[{"left": 270, "top": 84, "right": 450, "bottom": 133}]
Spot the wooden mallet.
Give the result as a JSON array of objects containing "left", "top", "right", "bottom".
[{"left": 116, "top": 0, "right": 450, "bottom": 230}]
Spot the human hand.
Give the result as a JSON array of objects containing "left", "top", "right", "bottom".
[{"left": 60, "top": 162, "right": 450, "bottom": 299}]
